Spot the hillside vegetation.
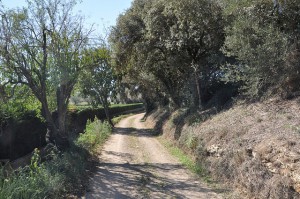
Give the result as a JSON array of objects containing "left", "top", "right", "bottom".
[
  {"left": 110, "top": 0, "right": 300, "bottom": 110},
  {"left": 145, "top": 98, "right": 300, "bottom": 198}
]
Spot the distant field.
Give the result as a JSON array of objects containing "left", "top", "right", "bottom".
[{"left": 68, "top": 103, "right": 143, "bottom": 112}]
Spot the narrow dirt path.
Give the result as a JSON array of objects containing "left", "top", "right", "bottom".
[{"left": 84, "top": 113, "right": 223, "bottom": 199}]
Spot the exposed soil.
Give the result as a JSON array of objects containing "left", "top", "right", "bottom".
[{"left": 84, "top": 113, "right": 223, "bottom": 199}]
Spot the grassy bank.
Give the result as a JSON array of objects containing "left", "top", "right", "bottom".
[{"left": 0, "top": 117, "right": 112, "bottom": 198}]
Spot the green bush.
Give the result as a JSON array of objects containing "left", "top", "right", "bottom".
[
  {"left": 76, "top": 117, "right": 112, "bottom": 153},
  {"left": 0, "top": 146, "right": 88, "bottom": 199}
]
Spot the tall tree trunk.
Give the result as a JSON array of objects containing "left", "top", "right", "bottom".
[
  {"left": 55, "top": 85, "right": 70, "bottom": 148},
  {"left": 103, "top": 104, "right": 114, "bottom": 127},
  {"left": 193, "top": 65, "right": 202, "bottom": 109},
  {"left": 102, "top": 97, "right": 114, "bottom": 127}
]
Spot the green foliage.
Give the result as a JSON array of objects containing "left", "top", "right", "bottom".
[
  {"left": 0, "top": 146, "right": 88, "bottom": 199},
  {"left": 222, "top": 0, "right": 300, "bottom": 98},
  {"left": 74, "top": 103, "right": 144, "bottom": 120},
  {"left": 110, "top": 0, "right": 225, "bottom": 108},
  {"left": 80, "top": 46, "right": 117, "bottom": 108},
  {"left": 159, "top": 137, "right": 208, "bottom": 178},
  {"left": 76, "top": 117, "right": 112, "bottom": 153},
  {"left": 0, "top": 85, "right": 42, "bottom": 122},
  {"left": 0, "top": 0, "right": 91, "bottom": 140}
]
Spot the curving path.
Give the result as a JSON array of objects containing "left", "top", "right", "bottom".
[{"left": 84, "top": 113, "right": 223, "bottom": 199}]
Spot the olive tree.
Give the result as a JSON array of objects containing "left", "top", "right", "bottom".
[
  {"left": 80, "top": 46, "right": 116, "bottom": 127},
  {"left": 110, "top": 0, "right": 225, "bottom": 109},
  {"left": 0, "top": 0, "right": 91, "bottom": 146}
]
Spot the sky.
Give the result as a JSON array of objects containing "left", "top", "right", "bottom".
[{"left": 1, "top": 0, "right": 133, "bottom": 36}]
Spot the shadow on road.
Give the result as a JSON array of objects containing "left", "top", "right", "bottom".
[
  {"left": 88, "top": 161, "right": 227, "bottom": 199},
  {"left": 114, "top": 127, "right": 157, "bottom": 138}
]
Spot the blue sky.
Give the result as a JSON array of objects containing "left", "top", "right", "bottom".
[{"left": 1, "top": 0, "right": 133, "bottom": 36}]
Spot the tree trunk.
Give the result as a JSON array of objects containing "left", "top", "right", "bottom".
[
  {"left": 55, "top": 85, "right": 70, "bottom": 149},
  {"left": 194, "top": 70, "right": 202, "bottom": 109},
  {"left": 41, "top": 100, "right": 58, "bottom": 144},
  {"left": 103, "top": 104, "right": 114, "bottom": 127},
  {"left": 101, "top": 96, "right": 113, "bottom": 127}
]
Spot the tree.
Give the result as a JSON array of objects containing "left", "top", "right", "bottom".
[
  {"left": 80, "top": 46, "right": 116, "bottom": 127},
  {"left": 109, "top": 0, "right": 172, "bottom": 110},
  {"left": 110, "top": 0, "right": 225, "bottom": 109},
  {"left": 160, "top": 0, "right": 225, "bottom": 108},
  {"left": 0, "top": 0, "right": 91, "bottom": 147},
  {"left": 222, "top": 0, "right": 300, "bottom": 98}
]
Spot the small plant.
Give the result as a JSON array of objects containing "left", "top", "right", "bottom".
[{"left": 185, "top": 134, "right": 198, "bottom": 151}]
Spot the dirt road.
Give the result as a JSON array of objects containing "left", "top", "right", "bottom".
[{"left": 84, "top": 113, "right": 223, "bottom": 199}]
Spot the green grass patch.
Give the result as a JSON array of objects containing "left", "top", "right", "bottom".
[
  {"left": 112, "top": 113, "right": 133, "bottom": 125},
  {"left": 76, "top": 117, "right": 112, "bottom": 154},
  {"left": 158, "top": 137, "right": 212, "bottom": 183}
]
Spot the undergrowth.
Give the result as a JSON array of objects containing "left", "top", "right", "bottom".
[
  {"left": 0, "top": 117, "right": 112, "bottom": 198},
  {"left": 0, "top": 145, "right": 87, "bottom": 199}
]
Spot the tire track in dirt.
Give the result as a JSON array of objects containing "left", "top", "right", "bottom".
[{"left": 84, "top": 113, "right": 223, "bottom": 199}]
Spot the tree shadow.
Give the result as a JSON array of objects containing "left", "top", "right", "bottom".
[
  {"left": 114, "top": 127, "right": 157, "bottom": 138},
  {"left": 86, "top": 161, "right": 229, "bottom": 199},
  {"left": 153, "top": 110, "right": 172, "bottom": 136}
]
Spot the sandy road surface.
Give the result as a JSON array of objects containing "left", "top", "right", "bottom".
[{"left": 84, "top": 113, "right": 223, "bottom": 199}]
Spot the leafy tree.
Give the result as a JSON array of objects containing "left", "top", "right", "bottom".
[
  {"left": 110, "top": 0, "right": 225, "bottom": 109},
  {"left": 222, "top": 0, "right": 300, "bottom": 98},
  {"left": 80, "top": 46, "right": 116, "bottom": 127},
  {"left": 159, "top": 0, "right": 225, "bottom": 108},
  {"left": 0, "top": 0, "right": 91, "bottom": 146},
  {"left": 110, "top": 0, "right": 173, "bottom": 110}
]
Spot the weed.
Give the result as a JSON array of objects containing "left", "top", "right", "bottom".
[{"left": 185, "top": 134, "right": 198, "bottom": 151}]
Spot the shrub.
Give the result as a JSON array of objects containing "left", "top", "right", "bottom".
[{"left": 76, "top": 117, "right": 112, "bottom": 153}]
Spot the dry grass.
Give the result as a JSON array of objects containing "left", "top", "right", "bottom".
[{"left": 146, "top": 98, "right": 300, "bottom": 198}]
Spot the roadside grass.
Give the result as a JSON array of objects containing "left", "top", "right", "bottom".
[
  {"left": 0, "top": 117, "right": 112, "bottom": 198},
  {"left": 112, "top": 113, "right": 133, "bottom": 125},
  {"left": 158, "top": 137, "right": 212, "bottom": 183},
  {"left": 76, "top": 117, "right": 112, "bottom": 154}
]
